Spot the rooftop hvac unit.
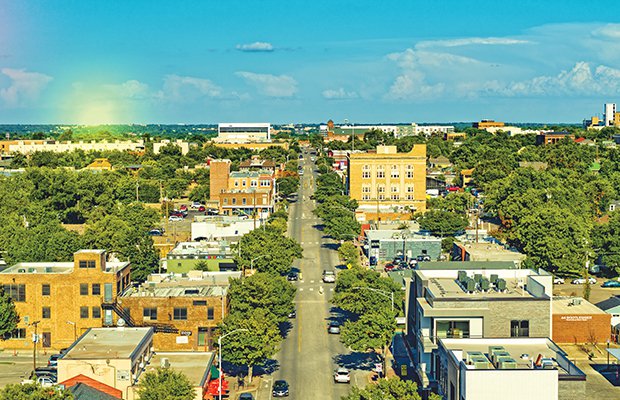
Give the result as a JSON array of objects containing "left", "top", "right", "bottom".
[
  {"left": 458, "top": 270, "right": 468, "bottom": 283},
  {"left": 493, "top": 351, "right": 511, "bottom": 364},
  {"left": 497, "top": 357, "right": 517, "bottom": 369},
  {"left": 465, "top": 278, "right": 476, "bottom": 293},
  {"left": 479, "top": 277, "right": 490, "bottom": 291},
  {"left": 496, "top": 278, "right": 507, "bottom": 291},
  {"left": 488, "top": 346, "right": 506, "bottom": 360},
  {"left": 474, "top": 273, "right": 482, "bottom": 283},
  {"left": 571, "top": 298, "right": 582, "bottom": 306},
  {"left": 161, "top": 358, "right": 170, "bottom": 368},
  {"left": 470, "top": 356, "right": 491, "bottom": 369},
  {"left": 490, "top": 274, "right": 498, "bottom": 284},
  {"left": 466, "top": 351, "right": 485, "bottom": 363}
]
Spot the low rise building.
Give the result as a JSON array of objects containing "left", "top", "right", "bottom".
[
  {"left": 165, "top": 241, "right": 236, "bottom": 273},
  {"left": 595, "top": 296, "right": 620, "bottom": 339},
  {"left": 552, "top": 297, "right": 611, "bottom": 343},
  {"left": 473, "top": 120, "right": 505, "bottom": 129},
  {"left": 85, "top": 158, "right": 113, "bottom": 171},
  {"left": 215, "top": 123, "right": 271, "bottom": 143},
  {"left": 0, "top": 250, "right": 131, "bottom": 351},
  {"left": 451, "top": 241, "right": 526, "bottom": 265},
  {"left": 364, "top": 229, "right": 442, "bottom": 262},
  {"left": 437, "top": 338, "right": 586, "bottom": 400},
  {"left": 0, "top": 139, "right": 145, "bottom": 155},
  {"left": 536, "top": 131, "right": 575, "bottom": 145},
  {"left": 191, "top": 215, "right": 263, "bottom": 241},
  {"left": 153, "top": 139, "right": 190, "bottom": 155}
]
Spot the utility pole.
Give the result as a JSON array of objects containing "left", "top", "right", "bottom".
[{"left": 32, "top": 321, "right": 40, "bottom": 372}]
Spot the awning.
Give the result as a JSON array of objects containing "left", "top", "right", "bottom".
[
  {"left": 210, "top": 365, "right": 220, "bottom": 379},
  {"left": 607, "top": 348, "right": 620, "bottom": 362}
]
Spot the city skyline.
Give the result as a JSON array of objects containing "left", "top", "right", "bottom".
[{"left": 2, "top": 1, "right": 620, "bottom": 124}]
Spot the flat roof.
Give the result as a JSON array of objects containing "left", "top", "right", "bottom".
[
  {"left": 147, "top": 352, "right": 214, "bottom": 387},
  {"left": 63, "top": 328, "right": 153, "bottom": 360},
  {"left": 552, "top": 297, "right": 608, "bottom": 315},
  {"left": 124, "top": 285, "right": 227, "bottom": 298},
  {"left": 416, "top": 261, "right": 519, "bottom": 270},
  {"left": 365, "top": 229, "right": 441, "bottom": 241},
  {"left": 426, "top": 276, "right": 535, "bottom": 299},
  {"left": 0, "top": 261, "right": 129, "bottom": 274},
  {"left": 455, "top": 242, "right": 526, "bottom": 261}
]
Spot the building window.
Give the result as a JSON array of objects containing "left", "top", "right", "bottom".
[
  {"left": 143, "top": 308, "right": 158, "bottom": 320},
  {"left": 260, "top": 180, "right": 270, "bottom": 187},
  {"left": 3, "top": 284, "right": 26, "bottom": 302},
  {"left": 207, "top": 307, "right": 215, "bottom": 320},
  {"left": 223, "top": 198, "right": 228, "bottom": 205},
  {"left": 406, "top": 194, "right": 414, "bottom": 200},
  {"left": 80, "top": 283, "right": 88, "bottom": 296},
  {"left": 251, "top": 180, "right": 258, "bottom": 187},
  {"left": 362, "top": 171, "right": 371, "bottom": 179},
  {"left": 92, "top": 306, "right": 101, "bottom": 319},
  {"left": 42, "top": 284, "right": 50, "bottom": 296},
  {"left": 4, "top": 328, "right": 26, "bottom": 340},
  {"left": 42, "top": 307, "right": 51, "bottom": 319},
  {"left": 391, "top": 186, "right": 399, "bottom": 193},
  {"left": 391, "top": 194, "right": 400, "bottom": 200},
  {"left": 362, "top": 165, "right": 370, "bottom": 170},
  {"left": 242, "top": 180, "right": 246, "bottom": 186},
  {"left": 362, "top": 186, "right": 371, "bottom": 193},
  {"left": 192, "top": 300, "right": 207, "bottom": 306},
  {"left": 378, "top": 194, "right": 385, "bottom": 200},
  {"left": 242, "top": 198, "right": 247, "bottom": 205},
  {"left": 378, "top": 185, "right": 385, "bottom": 193},
  {"left": 377, "top": 171, "right": 385, "bottom": 178},
  {"left": 391, "top": 165, "right": 399, "bottom": 178},
  {"left": 510, "top": 320, "right": 529, "bottom": 337},
  {"left": 234, "top": 181, "right": 239, "bottom": 187},
  {"left": 79, "top": 260, "right": 96, "bottom": 269},
  {"left": 362, "top": 194, "right": 371, "bottom": 200},
  {"left": 92, "top": 284, "right": 101, "bottom": 296},
  {"left": 232, "top": 198, "right": 237, "bottom": 205},
  {"left": 80, "top": 306, "right": 89, "bottom": 319},
  {"left": 407, "top": 186, "right": 414, "bottom": 193},
  {"left": 173, "top": 308, "right": 188, "bottom": 320}
]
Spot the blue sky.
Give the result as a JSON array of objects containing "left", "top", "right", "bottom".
[{"left": 2, "top": 0, "right": 620, "bottom": 124}]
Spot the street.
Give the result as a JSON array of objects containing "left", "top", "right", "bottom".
[{"left": 257, "top": 151, "right": 364, "bottom": 399}]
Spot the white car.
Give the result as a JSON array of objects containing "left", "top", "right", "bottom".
[
  {"left": 190, "top": 201, "right": 202, "bottom": 209},
  {"left": 334, "top": 367, "right": 350, "bottom": 383},
  {"left": 322, "top": 270, "right": 336, "bottom": 283},
  {"left": 553, "top": 277, "right": 565, "bottom": 285},
  {"left": 169, "top": 215, "right": 183, "bottom": 222},
  {"left": 571, "top": 277, "right": 597, "bottom": 285}
]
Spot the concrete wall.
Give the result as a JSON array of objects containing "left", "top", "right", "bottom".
[
  {"left": 461, "top": 369, "right": 558, "bottom": 400},
  {"left": 370, "top": 238, "right": 441, "bottom": 262}
]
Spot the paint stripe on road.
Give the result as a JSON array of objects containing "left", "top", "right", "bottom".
[{"left": 309, "top": 288, "right": 314, "bottom": 291}]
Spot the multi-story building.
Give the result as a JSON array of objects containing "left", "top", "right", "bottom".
[
  {"left": 406, "top": 265, "right": 553, "bottom": 389},
  {"left": 0, "top": 250, "right": 131, "bottom": 350},
  {"left": 605, "top": 103, "right": 617, "bottom": 126},
  {"left": 437, "top": 337, "right": 586, "bottom": 400},
  {"left": 215, "top": 123, "right": 271, "bottom": 143},
  {"left": 536, "top": 131, "right": 575, "bottom": 145},
  {"left": 209, "top": 159, "right": 231, "bottom": 202},
  {"left": 396, "top": 124, "right": 455, "bottom": 138},
  {"left": 191, "top": 215, "right": 263, "bottom": 241},
  {"left": 0, "top": 139, "right": 145, "bottom": 155},
  {"left": 347, "top": 145, "right": 427, "bottom": 215},
  {"left": 473, "top": 120, "right": 505, "bottom": 129},
  {"left": 364, "top": 229, "right": 442, "bottom": 262},
  {"left": 165, "top": 241, "right": 236, "bottom": 273},
  {"left": 451, "top": 241, "right": 526, "bottom": 265}
]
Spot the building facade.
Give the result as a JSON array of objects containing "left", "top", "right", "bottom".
[
  {"left": 0, "top": 250, "right": 131, "bottom": 350},
  {"left": 215, "top": 123, "right": 271, "bottom": 143},
  {"left": 209, "top": 159, "right": 231, "bottom": 202},
  {"left": 0, "top": 139, "right": 145, "bottom": 155},
  {"left": 347, "top": 145, "right": 427, "bottom": 214},
  {"left": 165, "top": 241, "right": 236, "bottom": 273},
  {"left": 364, "top": 229, "right": 442, "bottom": 262}
]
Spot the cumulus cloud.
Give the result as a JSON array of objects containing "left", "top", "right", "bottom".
[
  {"left": 103, "top": 80, "right": 150, "bottom": 99},
  {"left": 416, "top": 37, "right": 530, "bottom": 49},
  {"left": 236, "top": 42, "right": 274, "bottom": 52},
  {"left": 592, "top": 23, "right": 620, "bottom": 39},
  {"left": 0, "top": 68, "right": 53, "bottom": 107},
  {"left": 236, "top": 71, "right": 297, "bottom": 97},
  {"left": 156, "top": 74, "right": 222, "bottom": 101},
  {"left": 322, "top": 88, "right": 358, "bottom": 100}
]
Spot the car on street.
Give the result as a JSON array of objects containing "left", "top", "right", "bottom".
[
  {"left": 272, "top": 380, "right": 289, "bottom": 397},
  {"left": 334, "top": 367, "right": 351, "bottom": 383},
  {"left": 48, "top": 354, "right": 62, "bottom": 367},
  {"left": 328, "top": 321, "right": 341, "bottom": 334},
  {"left": 191, "top": 201, "right": 202, "bottom": 209},
  {"left": 287, "top": 271, "right": 298, "bottom": 281},
  {"left": 602, "top": 280, "right": 620, "bottom": 288},
  {"left": 322, "top": 270, "right": 336, "bottom": 283},
  {"left": 169, "top": 215, "right": 183, "bottom": 222},
  {"left": 384, "top": 263, "right": 396, "bottom": 272},
  {"left": 148, "top": 229, "right": 163, "bottom": 236},
  {"left": 179, "top": 204, "right": 188, "bottom": 211},
  {"left": 288, "top": 309, "right": 296, "bottom": 318},
  {"left": 416, "top": 255, "right": 431, "bottom": 262},
  {"left": 35, "top": 376, "right": 55, "bottom": 387},
  {"left": 198, "top": 205, "right": 206, "bottom": 212},
  {"left": 553, "top": 276, "right": 565, "bottom": 284},
  {"left": 238, "top": 394, "right": 254, "bottom": 400},
  {"left": 571, "top": 277, "right": 597, "bottom": 285}
]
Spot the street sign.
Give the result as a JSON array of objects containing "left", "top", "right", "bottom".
[{"left": 32, "top": 334, "right": 39, "bottom": 343}]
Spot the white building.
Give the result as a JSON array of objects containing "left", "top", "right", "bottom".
[
  {"left": 394, "top": 124, "right": 455, "bottom": 138},
  {"left": 153, "top": 139, "right": 190, "bottom": 155},
  {"left": 191, "top": 215, "right": 263, "bottom": 241},
  {"left": 605, "top": 103, "right": 616, "bottom": 126},
  {"left": 215, "top": 123, "right": 271, "bottom": 143},
  {"left": 437, "top": 338, "right": 586, "bottom": 400},
  {"left": 0, "top": 139, "right": 145, "bottom": 155}
]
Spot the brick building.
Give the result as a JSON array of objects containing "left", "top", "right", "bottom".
[
  {"left": 0, "top": 250, "right": 131, "bottom": 350},
  {"left": 552, "top": 297, "right": 611, "bottom": 343}
]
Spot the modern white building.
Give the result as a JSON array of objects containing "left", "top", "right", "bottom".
[
  {"left": 437, "top": 338, "right": 586, "bottom": 400},
  {"left": 605, "top": 103, "right": 616, "bottom": 126},
  {"left": 0, "top": 139, "right": 145, "bottom": 155},
  {"left": 215, "top": 123, "right": 271, "bottom": 143},
  {"left": 191, "top": 215, "right": 263, "bottom": 241}
]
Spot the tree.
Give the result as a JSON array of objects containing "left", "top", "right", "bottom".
[
  {"left": 323, "top": 214, "right": 360, "bottom": 241},
  {"left": 592, "top": 212, "right": 620, "bottom": 274},
  {"left": 0, "top": 384, "right": 73, "bottom": 399},
  {"left": 227, "top": 273, "right": 296, "bottom": 323},
  {"left": 195, "top": 260, "right": 209, "bottom": 271},
  {"left": 219, "top": 308, "right": 281, "bottom": 383},
  {"left": 333, "top": 269, "right": 403, "bottom": 316},
  {"left": 236, "top": 225, "right": 302, "bottom": 275},
  {"left": 416, "top": 210, "right": 468, "bottom": 236},
  {"left": 188, "top": 184, "right": 210, "bottom": 203},
  {"left": 0, "top": 287, "right": 19, "bottom": 339},
  {"left": 338, "top": 241, "right": 359, "bottom": 268},
  {"left": 137, "top": 368, "right": 194, "bottom": 400},
  {"left": 275, "top": 176, "right": 299, "bottom": 197},
  {"left": 342, "top": 377, "right": 425, "bottom": 400}
]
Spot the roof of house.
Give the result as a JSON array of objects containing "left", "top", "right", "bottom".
[
  {"left": 62, "top": 327, "right": 153, "bottom": 360},
  {"left": 552, "top": 296, "right": 609, "bottom": 315},
  {"left": 595, "top": 296, "right": 620, "bottom": 312},
  {"left": 61, "top": 375, "right": 122, "bottom": 399},
  {"left": 69, "top": 383, "right": 120, "bottom": 400}
]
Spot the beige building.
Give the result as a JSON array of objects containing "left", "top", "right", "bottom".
[
  {"left": 0, "top": 139, "right": 145, "bottom": 155},
  {"left": 347, "top": 145, "right": 427, "bottom": 214},
  {"left": 153, "top": 139, "right": 190, "bottom": 155}
]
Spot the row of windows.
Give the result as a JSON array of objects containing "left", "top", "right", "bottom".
[
  {"left": 223, "top": 197, "right": 268, "bottom": 205},
  {"left": 3, "top": 284, "right": 25, "bottom": 302},
  {"left": 78, "top": 260, "right": 96, "bottom": 269},
  {"left": 144, "top": 306, "right": 215, "bottom": 321},
  {"left": 79, "top": 283, "right": 101, "bottom": 296},
  {"left": 80, "top": 306, "right": 102, "bottom": 319},
  {"left": 233, "top": 180, "right": 271, "bottom": 188},
  {"left": 361, "top": 194, "right": 416, "bottom": 201},
  {"left": 362, "top": 186, "right": 415, "bottom": 193},
  {"left": 362, "top": 164, "right": 414, "bottom": 170},
  {"left": 362, "top": 171, "right": 415, "bottom": 179}
]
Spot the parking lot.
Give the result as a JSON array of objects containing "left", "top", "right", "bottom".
[
  {"left": 554, "top": 281, "right": 620, "bottom": 304},
  {"left": 0, "top": 351, "right": 51, "bottom": 387}
]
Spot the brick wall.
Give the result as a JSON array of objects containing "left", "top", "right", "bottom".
[{"left": 552, "top": 314, "right": 611, "bottom": 343}]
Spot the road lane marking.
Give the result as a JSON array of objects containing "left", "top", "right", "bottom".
[
  {"left": 309, "top": 288, "right": 314, "bottom": 291},
  {"left": 310, "top": 280, "right": 314, "bottom": 283},
  {"left": 299, "top": 288, "right": 303, "bottom": 291},
  {"left": 297, "top": 302, "right": 302, "bottom": 353}
]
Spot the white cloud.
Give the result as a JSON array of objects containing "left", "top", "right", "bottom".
[
  {"left": 416, "top": 37, "right": 530, "bottom": 49},
  {"left": 592, "top": 23, "right": 620, "bottom": 39},
  {"left": 103, "top": 80, "right": 150, "bottom": 99},
  {"left": 156, "top": 74, "right": 222, "bottom": 101},
  {"left": 236, "top": 42, "right": 274, "bottom": 52},
  {"left": 0, "top": 68, "right": 53, "bottom": 107},
  {"left": 322, "top": 88, "right": 358, "bottom": 100},
  {"left": 236, "top": 71, "right": 297, "bottom": 97}
]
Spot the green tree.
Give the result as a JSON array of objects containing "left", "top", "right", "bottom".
[
  {"left": 137, "top": 368, "right": 194, "bottom": 400},
  {"left": 0, "top": 384, "right": 73, "bottom": 399},
  {"left": 338, "top": 241, "right": 359, "bottom": 268},
  {"left": 219, "top": 308, "right": 281, "bottom": 383},
  {"left": 416, "top": 210, "right": 468, "bottom": 236},
  {"left": 324, "top": 214, "right": 360, "bottom": 241},
  {"left": 195, "top": 260, "right": 209, "bottom": 271},
  {"left": 188, "top": 184, "right": 210, "bottom": 203},
  {"left": 236, "top": 225, "right": 302, "bottom": 275},
  {"left": 592, "top": 212, "right": 620, "bottom": 274},
  {"left": 0, "top": 287, "right": 19, "bottom": 339},
  {"left": 227, "top": 273, "right": 296, "bottom": 323},
  {"left": 342, "top": 377, "right": 425, "bottom": 400},
  {"left": 333, "top": 269, "right": 403, "bottom": 316},
  {"left": 276, "top": 176, "right": 299, "bottom": 197}
]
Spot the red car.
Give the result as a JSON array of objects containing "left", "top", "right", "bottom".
[
  {"left": 384, "top": 263, "right": 396, "bottom": 272},
  {"left": 179, "top": 204, "right": 188, "bottom": 211},
  {"left": 198, "top": 206, "right": 206, "bottom": 212}
]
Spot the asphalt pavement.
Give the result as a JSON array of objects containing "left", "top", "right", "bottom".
[{"left": 257, "top": 151, "right": 367, "bottom": 400}]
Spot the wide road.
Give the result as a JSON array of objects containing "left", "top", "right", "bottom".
[{"left": 258, "top": 150, "right": 363, "bottom": 399}]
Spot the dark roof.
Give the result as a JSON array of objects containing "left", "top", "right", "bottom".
[
  {"left": 69, "top": 383, "right": 119, "bottom": 400},
  {"left": 595, "top": 296, "right": 620, "bottom": 312}
]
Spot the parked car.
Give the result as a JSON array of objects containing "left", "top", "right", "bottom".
[
  {"left": 328, "top": 321, "right": 341, "bottom": 334},
  {"left": 191, "top": 201, "right": 202, "bottom": 209},
  {"left": 288, "top": 309, "right": 296, "bottom": 318},
  {"left": 287, "top": 271, "right": 298, "bottom": 281},
  {"left": 48, "top": 354, "right": 62, "bottom": 367},
  {"left": 238, "top": 394, "right": 254, "bottom": 400},
  {"left": 148, "top": 229, "right": 163, "bottom": 236},
  {"left": 571, "top": 277, "right": 597, "bottom": 285},
  {"left": 553, "top": 276, "right": 565, "bottom": 285},
  {"left": 198, "top": 205, "right": 206, "bottom": 212},
  {"left": 384, "top": 263, "right": 396, "bottom": 272},
  {"left": 272, "top": 380, "right": 289, "bottom": 397},
  {"left": 169, "top": 215, "right": 183, "bottom": 222},
  {"left": 170, "top": 211, "right": 184, "bottom": 218},
  {"left": 334, "top": 367, "right": 351, "bottom": 383},
  {"left": 179, "top": 204, "right": 188, "bottom": 211},
  {"left": 416, "top": 255, "right": 431, "bottom": 262},
  {"left": 322, "top": 270, "right": 336, "bottom": 283},
  {"left": 369, "top": 256, "right": 377, "bottom": 266},
  {"left": 36, "top": 376, "right": 55, "bottom": 387},
  {"left": 602, "top": 280, "right": 620, "bottom": 288}
]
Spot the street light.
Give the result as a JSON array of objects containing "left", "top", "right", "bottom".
[
  {"left": 218, "top": 329, "right": 249, "bottom": 400},
  {"left": 351, "top": 286, "right": 394, "bottom": 311}
]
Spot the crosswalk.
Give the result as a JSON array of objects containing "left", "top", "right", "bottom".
[
  {"left": 299, "top": 241, "right": 321, "bottom": 245},
  {"left": 297, "top": 287, "right": 334, "bottom": 292}
]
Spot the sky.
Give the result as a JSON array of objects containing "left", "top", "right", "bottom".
[{"left": 2, "top": 0, "right": 620, "bottom": 124}]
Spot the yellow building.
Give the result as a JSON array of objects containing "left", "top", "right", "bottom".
[
  {"left": 0, "top": 250, "right": 131, "bottom": 351},
  {"left": 85, "top": 158, "right": 113, "bottom": 170},
  {"left": 347, "top": 145, "right": 427, "bottom": 214}
]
